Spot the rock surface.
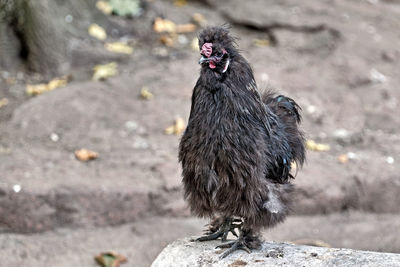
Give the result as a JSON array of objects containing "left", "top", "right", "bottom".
[{"left": 152, "top": 238, "right": 400, "bottom": 267}]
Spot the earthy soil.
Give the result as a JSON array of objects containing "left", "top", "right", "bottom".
[{"left": 0, "top": 0, "right": 399, "bottom": 266}]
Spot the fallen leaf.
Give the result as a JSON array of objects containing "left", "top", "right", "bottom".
[
  {"left": 306, "top": 140, "right": 330, "bottom": 152},
  {"left": 105, "top": 42, "right": 133, "bottom": 54},
  {"left": 153, "top": 17, "right": 176, "bottom": 33},
  {"left": 153, "top": 17, "right": 196, "bottom": 33},
  {"left": 92, "top": 62, "right": 118, "bottom": 81},
  {"left": 75, "top": 149, "right": 98, "bottom": 162},
  {"left": 47, "top": 77, "right": 69, "bottom": 90},
  {"left": 165, "top": 117, "right": 185, "bottom": 135},
  {"left": 337, "top": 154, "right": 348, "bottom": 164},
  {"left": 159, "top": 34, "right": 176, "bottom": 47},
  {"left": 174, "top": 0, "right": 187, "bottom": 7},
  {"left": 253, "top": 39, "right": 270, "bottom": 47},
  {"left": 89, "top": 23, "right": 107, "bottom": 40},
  {"left": 0, "top": 98, "right": 9, "bottom": 108},
  {"left": 26, "top": 76, "right": 70, "bottom": 96},
  {"left": 176, "top": 23, "right": 196, "bottom": 33},
  {"left": 140, "top": 87, "right": 153, "bottom": 100},
  {"left": 191, "top": 13, "right": 206, "bottom": 27},
  {"left": 95, "top": 251, "right": 127, "bottom": 267},
  {"left": 96, "top": 0, "right": 113, "bottom": 15}
]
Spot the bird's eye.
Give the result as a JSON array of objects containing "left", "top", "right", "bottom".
[{"left": 216, "top": 52, "right": 223, "bottom": 57}]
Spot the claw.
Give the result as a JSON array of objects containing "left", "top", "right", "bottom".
[
  {"left": 217, "top": 239, "right": 252, "bottom": 259},
  {"left": 196, "top": 217, "right": 243, "bottom": 243}
]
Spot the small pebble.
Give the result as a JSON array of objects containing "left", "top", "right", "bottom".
[
  {"left": 13, "top": 184, "right": 21, "bottom": 193},
  {"left": 50, "top": 133, "right": 59, "bottom": 142},
  {"left": 386, "top": 156, "right": 394, "bottom": 164},
  {"left": 307, "top": 105, "right": 316, "bottom": 114},
  {"left": 347, "top": 152, "right": 356, "bottom": 159}
]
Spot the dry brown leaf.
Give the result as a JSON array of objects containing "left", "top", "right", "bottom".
[
  {"left": 96, "top": 0, "right": 113, "bottom": 15},
  {"left": 176, "top": 23, "right": 196, "bottom": 33},
  {"left": 140, "top": 87, "right": 153, "bottom": 100},
  {"left": 75, "top": 149, "right": 98, "bottom": 162},
  {"left": 105, "top": 42, "right": 133, "bottom": 54},
  {"left": 253, "top": 39, "right": 270, "bottom": 47},
  {"left": 95, "top": 251, "right": 127, "bottom": 267},
  {"left": 89, "top": 23, "right": 107, "bottom": 40},
  {"left": 165, "top": 117, "right": 185, "bottom": 135},
  {"left": 26, "top": 76, "right": 70, "bottom": 96},
  {"left": 153, "top": 17, "right": 176, "bottom": 33},
  {"left": 153, "top": 17, "right": 196, "bottom": 34},
  {"left": 92, "top": 62, "right": 118, "bottom": 81},
  {"left": 191, "top": 13, "right": 206, "bottom": 27},
  {"left": 306, "top": 140, "right": 330, "bottom": 152},
  {"left": 159, "top": 34, "right": 176, "bottom": 47},
  {"left": 0, "top": 98, "right": 9, "bottom": 109},
  {"left": 174, "top": 0, "right": 187, "bottom": 7}
]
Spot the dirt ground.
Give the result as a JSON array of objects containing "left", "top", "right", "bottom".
[{"left": 0, "top": 0, "right": 400, "bottom": 266}]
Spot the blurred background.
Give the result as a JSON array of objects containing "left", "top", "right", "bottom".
[{"left": 0, "top": 0, "right": 399, "bottom": 266}]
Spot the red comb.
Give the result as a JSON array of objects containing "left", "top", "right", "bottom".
[{"left": 201, "top": 43, "right": 213, "bottom": 57}]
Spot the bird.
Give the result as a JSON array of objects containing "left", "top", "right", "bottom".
[{"left": 178, "top": 26, "right": 305, "bottom": 258}]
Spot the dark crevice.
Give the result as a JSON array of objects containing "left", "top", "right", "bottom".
[{"left": 8, "top": 17, "right": 29, "bottom": 61}]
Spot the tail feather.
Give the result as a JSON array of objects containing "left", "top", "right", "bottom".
[
  {"left": 263, "top": 91, "right": 306, "bottom": 178},
  {"left": 274, "top": 95, "right": 302, "bottom": 123}
]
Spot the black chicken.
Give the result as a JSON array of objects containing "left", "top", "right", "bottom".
[{"left": 179, "top": 26, "right": 305, "bottom": 258}]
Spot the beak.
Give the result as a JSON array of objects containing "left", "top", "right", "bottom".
[{"left": 198, "top": 56, "right": 210, "bottom": 64}]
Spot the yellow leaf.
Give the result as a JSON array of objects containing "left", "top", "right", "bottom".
[
  {"left": 175, "top": 117, "right": 185, "bottom": 134},
  {"left": 176, "top": 23, "right": 196, "bottom": 33},
  {"left": 253, "top": 39, "right": 270, "bottom": 47},
  {"left": 75, "top": 149, "right": 98, "bottom": 162},
  {"left": 165, "top": 117, "right": 186, "bottom": 135},
  {"left": 174, "top": 0, "right": 187, "bottom": 7},
  {"left": 47, "top": 77, "right": 68, "bottom": 90},
  {"left": 26, "top": 76, "right": 70, "bottom": 96},
  {"left": 88, "top": 23, "right": 107, "bottom": 40},
  {"left": 105, "top": 42, "right": 133, "bottom": 54},
  {"left": 164, "top": 125, "right": 175, "bottom": 135},
  {"left": 92, "top": 62, "right": 118, "bottom": 81},
  {"left": 140, "top": 87, "right": 153, "bottom": 100},
  {"left": 96, "top": 0, "right": 113, "bottom": 15},
  {"left": 159, "top": 34, "right": 176, "bottom": 47},
  {"left": 153, "top": 17, "right": 196, "bottom": 34},
  {"left": 153, "top": 17, "right": 176, "bottom": 33},
  {"left": 306, "top": 140, "right": 330, "bottom": 152},
  {"left": 0, "top": 98, "right": 8, "bottom": 108}
]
